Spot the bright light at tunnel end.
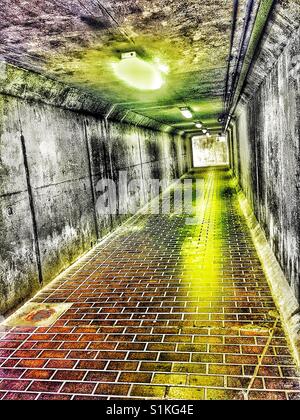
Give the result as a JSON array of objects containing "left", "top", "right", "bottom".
[
  {"left": 95, "top": 170, "right": 205, "bottom": 226},
  {"left": 112, "top": 52, "right": 166, "bottom": 91}
]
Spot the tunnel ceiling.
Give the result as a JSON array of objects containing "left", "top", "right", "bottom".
[{"left": 0, "top": 0, "right": 249, "bottom": 134}]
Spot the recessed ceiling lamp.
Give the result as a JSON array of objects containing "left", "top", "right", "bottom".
[
  {"left": 153, "top": 58, "right": 170, "bottom": 75},
  {"left": 112, "top": 52, "right": 165, "bottom": 91},
  {"left": 180, "top": 107, "right": 193, "bottom": 119},
  {"left": 195, "top": 122, "right": 203, "bottom": 129},
  {"left": 202, "top": 128, "right": 208, "bottom": 134},
  {"left": 218, "top": 134, "right": 226, "bottom": 142}
]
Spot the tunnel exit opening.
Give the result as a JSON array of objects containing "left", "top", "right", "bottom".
[{"left": 192, "top": 135, "right": 229, "bottom": 168}]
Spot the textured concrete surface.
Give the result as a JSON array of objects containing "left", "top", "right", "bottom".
[
  {"left": 0, "top": 96, "right": 41, "bottom": 314},
  {"left": 230, "top": 19, "right": 300, "bottom": 302},
  {"left": 0, "top": 0, "right": 253, "bottom": 134},
  {"left": 3, "top": 303, "right": 72, "bottom": 328},
  {"left": 239, "top": 0, "right": 300, "bottom": 107},
  {"left": 0, "top": 168, "right": 299, "bottom": 400},
  {"left": 0, "top": 88, "right": 191, "bottom": 315}
]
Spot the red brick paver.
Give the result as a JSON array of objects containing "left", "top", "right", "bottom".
[{"left": 0, "top": 167, "right": 299, "bottom": 400}]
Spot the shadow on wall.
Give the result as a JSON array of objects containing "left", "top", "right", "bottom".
[{"left": 192, "top": 135, "right": 229, "bottom": 168}]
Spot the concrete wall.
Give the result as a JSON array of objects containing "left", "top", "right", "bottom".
[
  {"left": 0, "top": 92, "right": 191, "bottom": 315},
  {"left": 230, "top": 24, "right": 300, "bottom": 301}
]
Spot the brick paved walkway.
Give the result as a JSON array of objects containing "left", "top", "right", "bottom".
[{"left": 1, "top": 167, "right": 300, "bottom": 400}]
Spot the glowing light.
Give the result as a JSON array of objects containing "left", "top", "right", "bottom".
[
  {"left": 180, "top": 169, "right": 223, "bottom": 302},
  {"left": 180, "top": 107, "right": 193, "bottom": 119},
  {"left": 206, "top": 132, "right": 211, "bottom": 138},
  {"left": 218, "top": 135, "right": 226, "bottom": 143},
  {"left": 195, "top": 122, "right": 203, "bottom": 129},
  {"left": 113, "top": 53, "right": 164, "bottom": 91},
  {"left": 154, "top": 58, "right": 169, "bottom": 74},
  {"left": 202, "top": 129, "right": 208, "bottom": 134}
]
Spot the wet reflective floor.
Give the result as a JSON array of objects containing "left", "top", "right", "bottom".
[{"left": 0, "top": 167, "right": 300, "bottom": 400}]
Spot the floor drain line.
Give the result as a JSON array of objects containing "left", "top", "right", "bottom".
[{"left": 243, "top": 316, "right": 280, "bottom": 400}]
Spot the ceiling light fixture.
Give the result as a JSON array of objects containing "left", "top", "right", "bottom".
[
  {"left": 202, "top": 129, "right": 208, "bottom": 134},
  {"left": 153, "top": 58, "right": 170, "bottom": 74},
  {"left": 218, "top": 114, "right": 225, "bottom": 123},
  {"left": 195, "top": 122, "right": 203, "bottom": 129},
  {"left": 112, "top": 52, "right": 165, "bottom": 91},
  {"left": 180, "top": 107, "right": 193, "bottom": 119}
]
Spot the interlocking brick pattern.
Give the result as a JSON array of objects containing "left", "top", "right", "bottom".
[{"left": 0, "top": 168, "right": 299, "bottom": 400}]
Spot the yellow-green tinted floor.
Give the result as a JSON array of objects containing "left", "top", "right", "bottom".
[{"left": 1, "top": 167, "right": 300, "bottom": 400}]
